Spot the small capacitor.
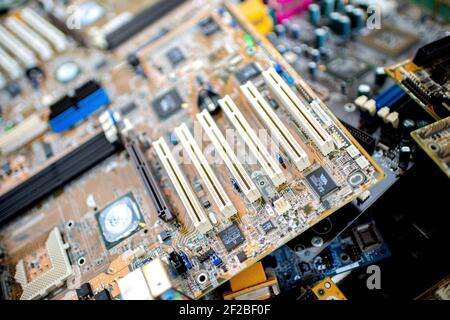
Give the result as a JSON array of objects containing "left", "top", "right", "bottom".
[
  {"left": 288, "top": 23, "right": 302, "bottom": 40},
  {"left": 315, "top": 28, "right": 327, "bottom": 49},
  {"left": 308, "top": 62, "right": 318, "bottom": 79},
  {"left": 358, "top": 84, "right": 371, "bottom": 97},
  {"left": 321, "top": 0, "right": 335, "bottom": 17},
  {"left": 292, "top": 45, "right": 302, "bottom": 56},
  {"left": 374, "top": 67, "right": 387, "bottom": 87},
  {"left": 344, "top": 4, "right": 355, "bottom": 16},
  {"left": 275, "top": 24, "right": 287, "bottom": 38},
  {"left": 308, "top": 3, "right": 321, "bottom": 26},
  {"left": 399, "top": 145, "right": 411, "bottom": 171},
  {"left": 335, "top": 0, "right": 345, "bottom": 11},
  {"left": 338, "top": 15, "right": 351, "bottom": 40},
  {"left": 330, "top": 12, "right": 341, "bottom": 32},
  {"left": 311, "top": 49, "right": 321, "bottom": 63},
  {"left": 351, "top": 8, "right": 365, "bottom": 32}
]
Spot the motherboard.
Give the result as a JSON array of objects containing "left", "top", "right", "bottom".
[{"left": 0, "top": 0, "right": 448, "bottom": 302}]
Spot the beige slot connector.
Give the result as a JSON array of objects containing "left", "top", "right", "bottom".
[
  {"left": 175, "top": 123, "right": 237, "bottom": 219},
  {"left": 219, "top": 95, "right": 286, "bottom": 187},
  {"left": 240, "top": 81, "right": 310, "bottom": 171},
  {"left": 153, "top": 137, "right": 212, "bottom": 234},
  {"left": 262, "top": 67, "right": 334, "bottom": 155},
  {"left": 197, "top": 111, "right": 261, "bottom": 203}
]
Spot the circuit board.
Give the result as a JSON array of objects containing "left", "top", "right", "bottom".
[
  {"left": 0, "top": 0, "right": 386, "bottom": 300},
  {"left": 269, "top": 220, "right": 390, "bottom": 292},
  {"left": 411, "top": 116, "right": 450, "bottom": 178}
]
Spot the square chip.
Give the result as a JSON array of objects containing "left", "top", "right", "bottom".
[
  {"left": 326, "top": 56, "right": 371, "bottom": 83},
  {"left": 236, "top": 251, "right": 247, "bottom": 263},
  {"left": 235, "top": 63, "right": 261, "bottom": 84},
  {"left": 166, "top": 47, "right": 186, "bottom": 67},
  {"left": 152, "top": 89, "right": 183, "bottom": 119},
  {"left": 96, "top": 192, "right": 144, "bottom": 249},
  {"left": 198, "top": 16, "right": 221, "bottom": 36},
  {"left": 360, "top": 26, "right": 418, "bottom": 57},
  {"left": 219, "top": 223, "right": 245, "bottom": 252},
  {"left": 306, "top": 167, "right": 338, "bottom": 199},
  {"left": 261, "top": 220, "right": 276, "bottom": 234}
]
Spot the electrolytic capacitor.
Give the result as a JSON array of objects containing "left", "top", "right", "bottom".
[
  {"left": 335, "top": 0, "right": 345, "bottom": 11},
  {"left": 330, "top": 12, "right": 341, "bottom": 32},
  {"left": 288, "top": 23, "right": 301, "bottom": 40},
  {"left": 358, "top": 84, "right": 371, "bottom": 97},
  {"left": 308, "top": 62, "right": 318, "bottom": 79},
  {"left": 275, "top": 24, "right": 287, "bottom": 38},
  {"left": 399, "top": 145, "right": 411, "bottom": 171},
  {"left": 374, "top": 67, "right": 388, "bottom": 87},
  {"left": 308, "top": 4, "right": 321, "bottom": 26},
  {"left": 315, "top": 28, "right": 327, "bottom": 49},
  {"left": 351, "top": 8, "right": 365, "bottom": 31},
  {"left": 321, "top": 0, "right": 335, "bottom": 17},
  {"left": 338, "top": 15, "right": 351, "bottom": 40}
]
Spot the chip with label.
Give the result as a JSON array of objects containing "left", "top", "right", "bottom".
[
  {"left": 152, "top": 89, "right": 183, "bottom": 119},
  {"left": 235, "top": 63, "right": 261, "bottom": 84},
  {"left": 306, "top": 167, "right": 338, "bottom": 199},
  {"left": 261, "top": 220, "right": 276, "bottom": 234},
  {"left": 219, "top": 223, "right": 245, "bottom": 252}
]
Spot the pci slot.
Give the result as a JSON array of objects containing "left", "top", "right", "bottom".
[
  {"left": 0, "top": 25, "right": 37, "bottom": 68},
  {"left": 5, "top": 17, "right": 53, "bottom": 61},
  {"left": 153, "top": 138, "right": 212, "bottom": 234},
  {"left": 175, "top": 123, "right": 237, "bottom": 219},
  {"left": 20, "top": 8, "right": 68, "bottom": 52},
  {"left": 125, "top": 139, "right": 175, "bottom": 222},
  {"left": 196, "top": 111, "right": 260, "bottom": 203},
  {"left": 241, "top": 81, "right": 310, "bottom": 171},
  {"left": 262, "top": 68, "right": 335, "bottom": 155},
  {"left": 219, "top": 95, "right": 286, "bottom": 187},
  {"left": 0, "top": 46, "right": 22, "bottom": 80}
]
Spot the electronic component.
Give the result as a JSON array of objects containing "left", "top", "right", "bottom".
[
  {"left": 76, "top": 283, "right": 93, "bottom": 300},
  {"left": 312, "top": 277, "right": 347, "bottom": 300},
  {"left": 263, "top": 67, "right": 334, "bottom": 155},
  {"left": 218, "top": 223, "right": 245, "bottom": 252},
  {"left": 152, "top": 89, "right": 183, "bottom": 119},
  {"left": 261, "top": 220, "right": 276, "bottom": 234},
  {"left": 96, "top": 193, "right": 143, "bottom": 249},
  {"left": 220, "top": 95, "right": 286, "bottom": 187},
  {"left": 166, "top": 47, "right": 186, "bottom": 67},
  {"left": 326, "top": 56, "right": 371, "bottom": 84},
  {"left": 273, "top": 197, "right": 291, "bottom": 215},
  {"left": 360, "top": 25, "right": 418, "bottom": 57},
  {"left": 236, "top": 251, "right": 248, "bottom": 263},
  {"left": 175, "top": 123, "right": 237, "bottom": 218},
  {"left": 54, "top": 61, "right": 81, "bottom": 84},
  {"left": 93, "top": 289, "right": 111, "bottom": 300},
  {"left": 196, "top": 110, "right": 261, "bottom": 202},
  {"left": 198, "top": 16, "right": 221, "bottom": 37},
  {"left": 153, "top": 137, "right": 213, "bottom": 233},
  {"left": 352, "top": 221, "right": 383, "bottom": 253},
  {"left": 306, "top": 167, "right": 338, "bottom": 199},
  {"left": 14, "top": 228, "right": 73, "bottom": 300},
  {"left": 235, "top": 63, "right": 261, "bottom": 84},
  {"left": 241, "top": 81, "right": 310, "bottom": 171}
]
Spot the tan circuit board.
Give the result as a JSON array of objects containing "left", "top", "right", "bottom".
[{"left": 0, "top": 0, "right": 384, "bottom": 300}]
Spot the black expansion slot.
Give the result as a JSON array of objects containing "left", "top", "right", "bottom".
[
  {"left": 105, "top": 0, "right": 186, "bottom": 50},
  {"left": 0, "top": 132, "right": 121, "bottom": 225},
  {"left": 125, "top": 139, "right": 175, "bottom": 222}
]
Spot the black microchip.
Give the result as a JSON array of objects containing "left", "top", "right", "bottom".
[
  {"left": 326, "top": 56, "right": 371, "bottom": 83},
  {"left": 219, "top": 223, "right": 245, "bottom": 252},
  {"left": 198, "top": 16, "right": 221, "bottom": 36},
  {"left": 352, "top": 222, "right": 383, "bottom": 253},
  {"left": 76, "top": 283, "right": 93, "bottom": 300},
  {"left": 152, "top": 89, "right": 183, "bottom": 119},
  {"left": 94, "top": 289, "right": 111, "bottom": 300},
  {"left": 235, "top": 63, "right": 261, "bottom": 84},
  {"left": 306, "top": 167, "right": 338, "bottom": 199},
  {"left": 236, "top": 251, "right": 247, "bottom": 263},
  {"left": 166, "top": 47, "right": 186, "bottom": 67},
  {"left": 261, "top": 220, "right": 276, "bottom": 234}
]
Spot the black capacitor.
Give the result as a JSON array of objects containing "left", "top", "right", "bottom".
[
  {"left": 399, "top": 145, "right": 411, "bottom": 170},
  {"left": 198, "top": 87, "right": 221, "bottom": 114},
  {"left": 374, "top": 67, "right": 387, "bottom": 87},
  {"left": 401, "top": 119, "right": 416, "bottom": 139}
]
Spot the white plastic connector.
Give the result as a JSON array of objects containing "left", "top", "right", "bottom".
[
  {"left": 21, "top": 8, "right": 68, "bottom": 52},
  {"left": 197, "top": 110, "right": 261, "bottom": 203},
  {"left": 0, "top": 25, "right": 37, "bottom": 68},
  {"left": 175, "top": 123, "right": 237, "bottom": 219},
  {"left": 0, "top": 46, "right": 22, "bottom": 80},
  {"left": 5, "top": 17, "right": 53, "bottom": 61},
  {"left": 219, "top": 95, "right": 286, "bottom": 187},
  {"left": 241, "top": 81, "right": 310, "bottom": 171},
  {"left": 153, "top": 137, "right": 212, "bottom": 234},
  {"left": 262, "top": 67, "right": 335, "bottom": 155}
]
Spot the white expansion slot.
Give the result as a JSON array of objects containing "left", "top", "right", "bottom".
[
  {"left": 153, "top": 137, "right": 213, "bottom": 234},
  {"left": 262, "top": 67, "right": 335, "bottom": 155},
  {"left": 0, "top": 25, "right": 37, "bottom": 68},
  {"left": 196, "top": 110, "right": 261, "bottom": 203},
  {"left": 0, "top": 46, "right": 22, "bottom": 80},
  {"left": 219, "top": 95, "right": 286, "bottom": 187},
  {"left": 5, "top": 17, "right": 53, "bottom": 61},
  {"left": 20, "top": 8, "right": 68, "bottom": 52},
  {"left": 241, "top": 81, "right": 310, "bottom": 171},
  {"left": 175, "top": 123, "right": 237, "bottom": 219}
]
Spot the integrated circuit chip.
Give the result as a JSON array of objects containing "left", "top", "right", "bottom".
[
  {"left": 360, "top": 26, "right": 418, "bottom": 57},
  {"left": 166, "top": 47, "right": 186, "bottom": 67},
  {"left": 235, "top": 63, "right": 261, "bottom": 84},
  {"left": 236, "top": 251, "right": 247, "bottom": 263},
  {"left": 198, "top": 16, "right": 221, "bottom": 36},
  {"left": 352, "top": 221, "right": 383, "bottom": 253},
  {"left": 306, "top": 167, "right": 338, "bottom": 199},
  {"left": 261, "top": 220, "right": 276, "bottom": 234},
  {"left": 219, "top": 223, "right": 245, "bottom": 252},
  {"left": 152, "top": 89, "right": 183, "bottom": 119},
  {"left": 326, "top": 56, "right": 371, "bottom": 83},
  {"left": 96, "top": 192, "right": 143, "bottom": 249}
]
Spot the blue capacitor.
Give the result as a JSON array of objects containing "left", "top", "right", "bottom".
[
  {"left": 288, "top": 23, "right": 302, "bottom": 40},
  {"left": 308, "top": 62, "right": 318, "bottom": 79},
  {"left": 351, "top": 8, "right": 365, "bottom": 31},
  {"left": 275, "top": 24, "right": 287, "bottom": 38},
  {"left": 321, "top": 0, "right": 335, "bottom": 17},
  {"left": 338, "top": 15, "right": 351, "bottom": 40},
  {"left": 335, "top": 0, "right": 345, "bottom": 11},
  {"left": 308, "top": 3, "right": 321, "bottom": 26},
  {"left": 315, "top": 28, "right": 327, "bottom": 49}
]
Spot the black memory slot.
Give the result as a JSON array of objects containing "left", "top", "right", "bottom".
[
  {"left": 125, "top": 139, "right": 175, "bottom": 222},
  {"left": 105, "top": 0, "right": 186, "bottom": 50},
  {"left": 0, "top": 132, "right": 122, "bottom": 225}
]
